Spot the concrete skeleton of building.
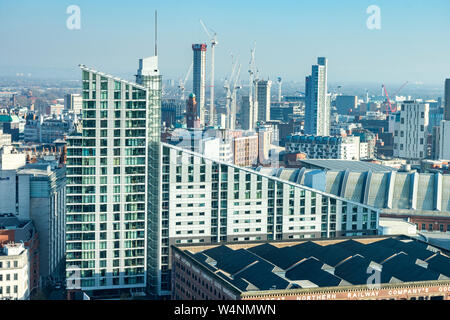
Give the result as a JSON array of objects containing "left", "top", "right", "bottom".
[
  {"left": 393, "top": 100, "right": 429, "bottom": 161},
  {"left": 305, "top": 57, "right": 330, "bottom": 136}
]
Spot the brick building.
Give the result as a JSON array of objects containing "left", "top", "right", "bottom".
[{"left": 172, "top": 236, "right": 450, "bottom": 300}]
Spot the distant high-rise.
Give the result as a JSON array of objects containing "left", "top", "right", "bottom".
[
  {"left": 335, "top": 95, "right": 357, "bottom": 115},
  {"left": 192, "top": 44, "right": 207, "bottom": 126},
  {"left": 240, "top": 95, "right": 253, "bottom": 130},
  {"left": 255, "top": 80, "right": 271, "bottom": 123},
  {"left": 64, "top": 94, "right": 82, "bottom": 114},
  {"left": 305, "top": 57, "right": 329, "bottom": 136},
  {"left": 393, "top": 100, "right": 429, "bottom": 160},
  {"left": 186, "top": 93, "right": 200, "bottom": 129},
  {"left": 445, "top": 79, "right": 450, "bottom": 121},
  {"left": 66, "top": 56, "right": 162, "bottom": 296}
]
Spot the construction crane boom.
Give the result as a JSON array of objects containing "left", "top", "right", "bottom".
[{"left": 178, "top": 63, "right": 193, "bottom": 101}]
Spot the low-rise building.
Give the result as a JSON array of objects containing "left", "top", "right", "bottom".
[
  {"left": 0, "top": 216, "right": 39, "bottom": 295},
  {"left": 286, "top": 135, "right": 361, "bottom": 160},
  {"left": 172, "top": 236, "right": 450, "bottom": 300},
  {"left": 0, "top": 243, "right": 30, "bottom": 300}
]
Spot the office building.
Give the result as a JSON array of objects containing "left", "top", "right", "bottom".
[
  {"left": 445, "top": 79, "right": 450, "bottom": 121},
  {"left": 240, "top": 96, "right": 254, "bottom": 131},
  {"left": 336, "top": 95, "right": 358, "bottom": 115},
  {"left": 305, "top": 57, "right": 330, "bottom": 136},
  {"left": 439, "top": 121, "right": 450, "bottom": 160},
  {"left": 0, "top": 146, "right": 66, "bottom": 286},
  {"left": 255, "top": 80, "right": 272, "bottom": 123},
  {"left": 393, "top": 100, "right": 429, "bottom": 161},
  {"left": 171, "top": 235, "right": 450, "bottom": 301},
  {"left": 0, "top": 129, "right": 11, "bottom": 147},
  {"left": 192, "top": 44, "right": 207, "bottom": 126},
  {"left": 65, "top": 94, "right": 83, "bottom": 115}
]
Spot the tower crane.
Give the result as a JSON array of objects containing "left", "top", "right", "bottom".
[
  {"left": 224, "top": 55, "right": 239, "bottom": 129},
  {"left": 200, "top": 19, "right": 218, "bottom": 126},
  {"left": 248, "top": 42, "right": 259, "bottom": 129},
  {"left": 230, "top": 63, "right": 242, "bottom": 130},
  {"left": 381, "top": 81, "right": 408, "bottom": 115},
  {"left": 178, "top": 63, "right": 193, "bottom": 101}
]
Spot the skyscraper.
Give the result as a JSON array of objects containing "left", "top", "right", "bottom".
[
  {"left": 255, "top": 80, "right": 272, "bottom": 123},
  {"left": 186, "top": 93, "right": 200, "bottom": 129},
  {"left": 445, "top": 78, "right": 450, "bottom": 121},
  {"left": 305, "top": 57, "right": 330, "bottom": 136},
  {"left": 192, "top": 44, "right": 207, "bottom": 126},
  {"left": 240, "top": 95, "right": 253, "bottom": 130},
  {"left": 135, "top": 55, "right": 162, "bottom": 295},
  {"left": 66, "top": 57, "right": 161, "bottom": 296}
]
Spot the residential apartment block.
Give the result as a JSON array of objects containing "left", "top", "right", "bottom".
[
  {"left": 285, "top": 135, "right": 361, "bottom": 160},
  {"left": 158, "top": 143, "right": 380, "bottom": 295},
  {"left": 393, "top": 100, "right": 429, "bottom": 161}
]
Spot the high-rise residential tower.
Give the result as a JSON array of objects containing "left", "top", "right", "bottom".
[
  {"left": 240, "top": 95, "right": 253, "bottom": 130},
  {"left": 192, "top": 44, "right": 207, "bottom": 126},
  {"left": 66, "top": 57, "right": 161, "bottom": 296},
  {"left": 135, "top": 55, "right": 162, "bottom": 295},
  {"left": 305, "top": 57, "right": 330, "bottom": 136},
  {"left": 445, "top": 79, "right": 450, "bottom": 121},
  {"left": 255, "top": 80, "right": 272, "bottom": 123}
]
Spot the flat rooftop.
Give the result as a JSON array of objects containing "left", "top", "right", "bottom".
[
  {"left": 175, "top": 236, "right": 450, "bottom": 293},
  {"left": 296, "top": 159, "right": 396, "bottom": 172}
]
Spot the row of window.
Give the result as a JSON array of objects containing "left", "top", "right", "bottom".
[{"left": 0, "top": 261, "right": 19, "bottom": 269}]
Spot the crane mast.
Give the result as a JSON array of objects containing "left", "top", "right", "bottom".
[{"left": 200, "top": 19, "right": 218, "bottom": 126}]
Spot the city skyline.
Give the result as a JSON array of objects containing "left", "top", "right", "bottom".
[{"left": 1, "top": 0, "right": 450, "bottom": 84}]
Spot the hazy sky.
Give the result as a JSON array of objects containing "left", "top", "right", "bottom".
[{"left": 1, "top": 0, "right": 450, "bottom": 85}]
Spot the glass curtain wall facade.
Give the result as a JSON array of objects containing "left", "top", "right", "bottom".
[{"left": 66, "top": 66, "right": 149, "bottom": 293}]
